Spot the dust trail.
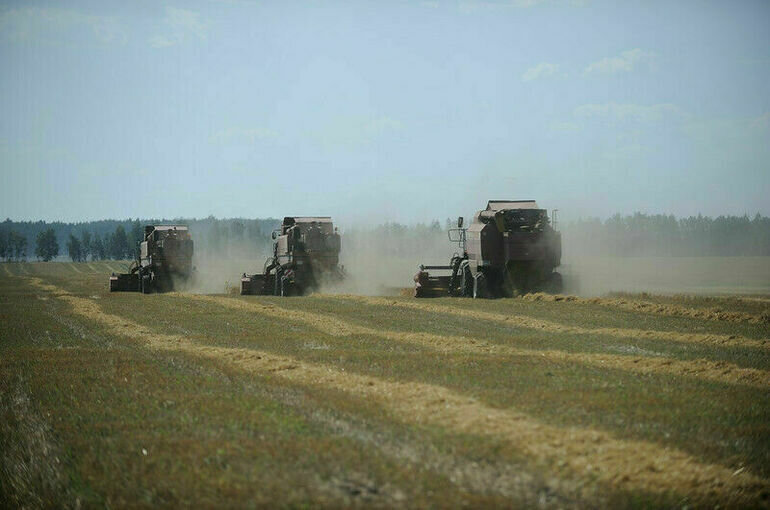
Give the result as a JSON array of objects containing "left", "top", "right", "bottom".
[
  {"left": 28, "top": 279, "right": 769, "bottom": 505},
  {"left": 68, "top": 263, "right": 82, "bottom": 274},
  {"left": 184, "top": 295, "right": 769, "bottom": 389},
  {"left": 330, "top": 295, "right": 769, "bottom": 350},
  {"left": 523, "top": 293, "right": 769, "bottom": 325}
]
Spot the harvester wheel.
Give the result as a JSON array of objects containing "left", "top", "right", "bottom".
[
  {"left": 461, "top": 265, "right": 473, "bottom": 297},
  {"left": 273, "top": 267, "right": 283, "bottom": 296},
  {"left": 141, "top": 275, "right": 151, "bottom": 294},
  {"left": 546, "top": 272, "right": 563, "bottom": 294},
  {"left": 473, "top": 273, "right": 488, "bottom": 299}
]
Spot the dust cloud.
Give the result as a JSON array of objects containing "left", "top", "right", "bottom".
[
  {"left": 560, "top": 226, "right": 770, "bottom": 296},
  {"left": 182, "top": 221, "right": 457, "bottom": 296},
  {"left": 184, "top": 223, "right": 273, "bottom": 294},
  {"left": 175, "top": 218, "right": 769, "bottom": 298},
  {"left": 333, "top": 224, "right": 457, "bottom": 295},
  {"left": 559, "top": 255, "right": 770, "bottom": 297}
]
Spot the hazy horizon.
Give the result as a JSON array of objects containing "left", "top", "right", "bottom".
[{"left": 2, "top": 0, "right": 769, "bottom": 225}]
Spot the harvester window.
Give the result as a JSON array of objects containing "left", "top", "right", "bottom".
[{"left": 503, "top": 209, "right": 549, "bottom": 232}]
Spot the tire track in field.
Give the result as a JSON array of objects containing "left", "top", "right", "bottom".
[
  {"left": 184, "top": 295, "right": 770, "bottom": 389},
  {"left": 522, "top": 293, "right": 769, "bottom": 325},
  {"left": 86, "top": 263, "right": 99, "bottom": 273},
  {"left": 1, "top": 264, "right": 12, "bottom": 277},
  {"left": 329, "top": 295, "right": 769, "bottom": 349},
  {"left": 68, "top": 263, "right": 83, "bottom": 274},
  {"left": 29, "top": 279, "right": 770, "bottom": 506},
  {"left": 29, "top": 281, "right": 575, "bottom": 505}
]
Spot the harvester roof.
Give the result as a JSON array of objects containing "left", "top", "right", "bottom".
[
  {"left": 286, "top": 216, "right": 333, "bottom": 224},
  {"left": 486, "top": 200, "right": 539, "bottom": 211},
  {"left": 149, "top": 225, "right": 189, "bottom": 231}
]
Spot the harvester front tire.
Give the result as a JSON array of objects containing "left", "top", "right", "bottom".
[
  {"left": 280, "top": 277, "right": 293, "bottom": 297},
  {"left": 473, "top": 273, "right": 488, "bottom": 299},
  {"left": 461, "top": 266, "right": 474, "bottom": 297},
  {"left": 141, "top": 275, "right": 151, "bottom": 294},
  {"left": 546, "top": 272, "right": 563, "bottom": 294}
]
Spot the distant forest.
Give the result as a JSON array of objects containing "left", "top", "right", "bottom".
[
  {"left": 0, "top": 217, "right": 280, "bottom": 262},
  {"left": 563, "top": 213, "right": 770, "bottom": 257},
  {"left": 0, "top": 213, "right": 769, "bottom": 261}
]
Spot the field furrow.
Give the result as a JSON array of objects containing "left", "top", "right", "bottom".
[
  {"left": 186, "top": 294, "right": 769, "bottom": 389},
  {"left": 25, "top": 278, "right": 770, "bottom": 506},
  {"left": 331, "top": 295, "right": 769, "bottom": 349}
]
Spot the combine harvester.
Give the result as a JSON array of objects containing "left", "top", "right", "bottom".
[
  {"left": 415, "top": 200, "right": 562, "bottom": 298},
  {"left": 241, "top": 216, "right": 345, "bottom": 296},
  {"left": 109, "top": 225, "right": 194, "bottom": 293}
]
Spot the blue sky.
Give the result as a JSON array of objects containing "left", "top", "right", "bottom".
[{"left": 1, "top": 0, "right": 768, "bottom": 224}]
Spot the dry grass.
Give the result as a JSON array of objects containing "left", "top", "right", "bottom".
[
  {"left": 23, "top": 279, "right": 770, "bottom": 506},
  {"left": 332, "top": 295, "right": 769, "bottom": 350},
  {"left": 523, "top": 292, "right": 770, "bottom": 324},
  {"left": 3, "top": 264, "right": 770, "bottom": 507},
  {"left": 188, "top": 294, "right": 769, "bottom": 388}
]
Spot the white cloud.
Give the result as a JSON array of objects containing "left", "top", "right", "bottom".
[
  {"left": 573, "top": 102, "right": 685, "bottom": 123},
  {"left": 0, "top": 7, "right": 124, "bottom": 44},
  {"left": 149, "top": 7, "right": 207, "bottom": 48},
  {"left": 521, "top": 62, "right": 559, "bottom": 82},
  {"left": 583, "top": 48, "right": 655, "bottom": 76}
]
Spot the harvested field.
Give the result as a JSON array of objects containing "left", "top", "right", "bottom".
[
  {"left": 2, "top": 262, "right": 769, "bottom": 507},
  {"left": 330, "top": 294, "right": 769, "bottom": 350},
  {"left": 185, "top": 293, "right": 769, "bottom": 388},
  {"left": 522, "top": 292, "right": 770, "bottom": 325}
]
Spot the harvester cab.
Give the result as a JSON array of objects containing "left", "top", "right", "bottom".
[
  {"left": 414, "top": 200, "right": 562, "bottom": 298},
  {"left": 241, "top": 216, "right": 345, "bottom": 296},
  {"left": 109, "top": 225, "right": 194, "bottom": 293}
]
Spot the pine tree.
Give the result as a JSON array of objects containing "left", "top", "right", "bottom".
[
  {"left": 35, "top": 229, "right": 59, "bottom": 262},
  {"left": 67, "top": 234, "right": 82, "bottom": 262},
  {"left": 80, "top": 231, "right": 92, "bottom": 261}
]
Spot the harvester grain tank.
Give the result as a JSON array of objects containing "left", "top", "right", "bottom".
[
  {"left": 109, "top": 225, "right": 194, "bottom": 293},
  {"left": 241, "top": 216, "right": 345, "bottom": 296},
  {"left": 414, "top": 200, "right": 562, "bottom": 298}
]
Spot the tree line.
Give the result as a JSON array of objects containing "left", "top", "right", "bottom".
[
  {"left": 0, "top": 217, "right": 279, "bottom": 262},
  {"left": 563, "top": 213, "right": 770, "bottom": 257},
  {"left": 1, "top": 213, "right": 769, "bottom": 262}
]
